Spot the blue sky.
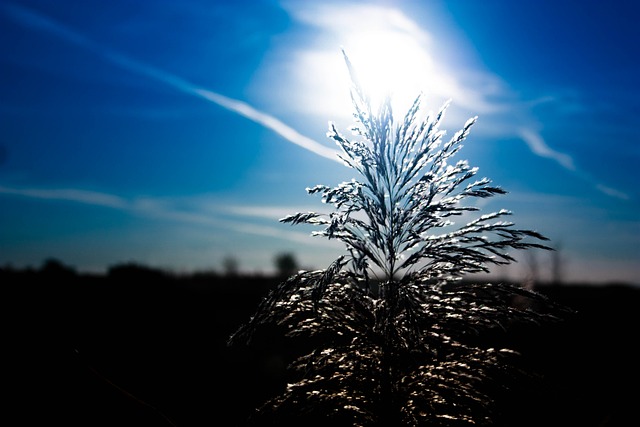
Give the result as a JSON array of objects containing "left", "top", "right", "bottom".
[{"left": 0, "top": 0, "right": 638, "bottom": 284}]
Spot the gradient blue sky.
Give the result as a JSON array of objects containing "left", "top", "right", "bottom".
[{"left": 1, "top": 0, "right": 638, "bottom": 284}]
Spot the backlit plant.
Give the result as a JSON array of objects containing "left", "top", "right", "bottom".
[{"left": 229, "top": 52, "right": 563, "bottom": 426}]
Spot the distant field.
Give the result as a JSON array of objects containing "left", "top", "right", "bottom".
[{"left": 3, "top": 266, "right": 638, "bottom": 426}]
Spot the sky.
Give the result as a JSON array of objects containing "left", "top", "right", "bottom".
[{"left": 0, "top": 0, "right": 638, "bottom": 284}]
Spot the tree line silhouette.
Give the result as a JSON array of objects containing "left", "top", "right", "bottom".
[{"left": 2, "top": 257, "right": 638, "bottom": 426}]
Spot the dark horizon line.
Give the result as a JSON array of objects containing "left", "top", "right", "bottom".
[{"left": 2, "top": 256, "right": 638, "bottom": 288}]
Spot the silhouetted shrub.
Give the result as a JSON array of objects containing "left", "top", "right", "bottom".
[{"left": 230, "top": 52, "right": 567, "bottom": 426}]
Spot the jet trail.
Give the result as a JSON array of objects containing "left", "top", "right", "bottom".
[{"left": 1, "top": 2, "right": 341, "bottom": 163}]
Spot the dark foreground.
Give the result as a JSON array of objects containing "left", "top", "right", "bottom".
[{"left": 3, "top": 264, "right": 639, "bottom": 426}]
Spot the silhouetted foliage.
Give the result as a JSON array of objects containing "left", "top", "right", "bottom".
[
  {"left": 1, "top": 261, "right": 638, "bottom": 426},
  {"left": 107, "top": 262, "right": 171, "bottom": 282},
  {"left": 41, "top": 258, "right": 77, "bottom": 278},
  {"left": 274, "top": 252, "right": 299, "bottom": 278},
  {"left": 222, "top": 255, "right": 240, "bottom": 277},
  {"left": 230, "top": 52, "right": 568, "bottom": 426}
]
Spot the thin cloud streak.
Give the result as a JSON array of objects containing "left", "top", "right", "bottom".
[
  {"left": 280, "top": 2, "right": 630, "bottom": 201},
  {"left": 517, "top": 128, "right": 575, "bottom": 171},
  {"left": 3, "top": 2, "right": 629, "bottom": 204},
  {"left": 595, "top": 184, "right": 630, "bottom": 201},
  {"left": 1, "top": 2, "right": 341, "bottom": 164},
  {"left": 0, "top": 185, "right": 128, "bottom": 209},
  {"left": 223, "top": 205, "right": 309, "bottom": 221},
  {"left": 2, "top": 2, "right": 94, "bottom": 49},
  {"left": 193, "top": 89, "right": 340, "bottom": 162},
  {"left": 518, "top": 129, "right": 629, "bottom": 200},
  {"left": 0, "top": 184, "right": 334, "bottom": 247}
]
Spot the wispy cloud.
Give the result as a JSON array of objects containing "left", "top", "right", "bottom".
[
  {"left": 595, "top": 184, "right": 630, "bottom": 201},
  {"left": 0, "top": 185, "right": 128, "bottom": 209},
  {"left": 517, "top": 129, "right": 629, "bottom": 200},
  {"left": 222, "top": 205, "right": 304, "bottom": 221},
  {"left": 0, "top": 2, "right": 341, "bottom": 163},
  {"left": 191, "top": 89, "right": 339, "bottom": 161},
  {"left": 517, "top": 128, "right": 576, "bottom": 171},
  {"left": 0, "top": 183, "right": 335, "bottom": 247},
  {"left": 2, "top": 2, "right": 95, "bottom": 49},
  {"left": 277, "top": 1, "right": 630, "bottom": 201},
  {"left": 2, "top": 1, "right": 628, "bottom": 201}
]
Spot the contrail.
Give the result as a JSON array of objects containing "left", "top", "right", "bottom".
[
  {"left": 3, "top": 3, "right": 628, "bottom": 200},
  {"left": 0, "top": 184, "right": 337, "bottom": 247},
  {"left": 518, "top": 128, "right": 629, "bottom": 200},
  {"left": 0, "top": 185, "right": 128, "bottom": 209},
  {"left": 518, "top": 128, "right": 575, "bottom": 171},
  {"left": 1, "top": 2, "right": 341, "bottom": 163}
]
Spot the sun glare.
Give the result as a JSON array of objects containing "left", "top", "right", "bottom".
[
  {"left": 282, "top": 4, "right": 449, "bottom": 122},
  {"left": 344, "top": 30, "right": 434, "bottom": 113}
]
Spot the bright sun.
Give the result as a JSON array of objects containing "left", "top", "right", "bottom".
[
  {"left": 343, "top": 30, "right": 434, "bottom": 112},
  {"left": 282, "top": 4, "right": 463, "bottom": 125}
]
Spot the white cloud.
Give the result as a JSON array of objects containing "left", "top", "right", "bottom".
[
  {"left": 270, "top": 1, "right": 631, "bottom": 201},
  {"left": 0, "top": 185, "right": 128, "bottom": 209},
  {"left": 192, "top": 89, "right": 340, "bottom": 162},
  {"left": 222, "top": 205, "right": 306, "bottom": 221},
  {"left": 595, "top": 184, "right": 630, "bottom": 200},
  {"left": 516, "top": 130, "right": 629, "bottom": 200},
  {"left": 517, "top": 128, "right": 576, "bottom": 171},
  {"left": 1, "top": 2, "right": 341, "bottom": 164},
  {"left": 0, "top": 183, "right": 335, "bottom": 248}
]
